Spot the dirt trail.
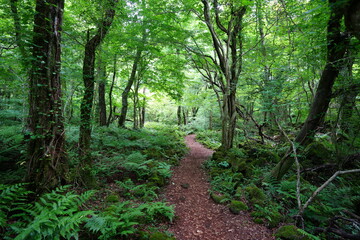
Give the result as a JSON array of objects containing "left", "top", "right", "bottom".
[{"left": 165, "top": 134, "right": 274, "bottom": 240}]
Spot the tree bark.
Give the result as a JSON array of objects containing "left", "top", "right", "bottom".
[
  {"left": 27, "top": 0, "right": 67, "bottom": 193},
  {"left": 201, "top": 0, "right": 246, "bottom": 150},
  {"left": 177, "top": 106, "right": 182, "bottom": 125},
  {"left": 98, "top": 56, "right": 107, "bottom": 126},
  {"left": 107, "top": 55, "right": 117, "bottom": 126},
  {"left": 79, "top": 0, "right": 116, "bottom": 159},
  {"left": 118, "top": 37, "right": 145, "bottom": 128},
  {"left": 271, "top": 0, "right": 351, "bottom": 180}
]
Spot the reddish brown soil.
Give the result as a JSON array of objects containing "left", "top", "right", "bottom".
[{"left": 165, "top": 134, "right": 275, "bottom": 240}]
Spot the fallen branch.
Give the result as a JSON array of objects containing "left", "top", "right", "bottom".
[{"left": 299, "top": 168, "right": 360, "bottom": 216}]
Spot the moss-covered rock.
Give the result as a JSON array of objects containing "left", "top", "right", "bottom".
[
  {"left": 210, "top": 192, "right": 228, "bottom": 204},
  {"left": 303, "top": 141, "right": 333, "bottom": 168},
  {"left": 274, "top": 225, "right": 311, "bottom": 240},
  {"left": 268, "top": 210, "right": 282, "bottom": 228},
  {"left": 244, "top": 184, "right": 266, "bottom": 206},
  {"left": 253, "top": 218, "right": 264, "bottom": 224},
  {"left": 105, "top": 193, "right": 120, "bottom": 202},
  {"left": 149, "top": 232, "right": 176, "bottom": 240},
  {"left": 229, "top": 200, "right": 248, "bottom": 214}
]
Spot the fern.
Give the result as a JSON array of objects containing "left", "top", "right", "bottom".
[
  {"left": 85, "top": 201, "right": 144, "bottom": 239},
  {"left": 139, "top": 202, "right": 175, "bottom": 223},
  {"left": 7, "top": 185, "right": 95, "bottom": 240},
  {"left": 0, "top": 183, "right": 31, "bottom": 228}
]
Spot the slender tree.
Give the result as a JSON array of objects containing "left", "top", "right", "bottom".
[
  {"left": 27, "top": 0, "right": 67, "bottom": 192},
  {"left": 79, "top": 0, "right": 117, "bottom": 183}
]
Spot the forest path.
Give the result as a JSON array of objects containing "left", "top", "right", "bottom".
[{"left": 164, "top": 134, "right": 274, "bottom": 240}]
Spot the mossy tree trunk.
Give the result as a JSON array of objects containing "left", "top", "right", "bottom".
[
  {"left": 271, "top": 0, "right": 352, "bottom": 180},
  {"left": 27, "top": 0, "right": 67, "bottom": 193},
  {"left": 79, "top": 0, "right": 117, "bottom": 185}
]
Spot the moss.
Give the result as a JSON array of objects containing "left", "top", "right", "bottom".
[
  {"left": 210, "top": 192, "right": 228, "bottom": 204},
  {"left": 303, "top": 141, "right": 333, "bottom": 167},
  {"left": 251, "top": 211, "right": 265, "bottom": 218},
  {"left": 253, "top": 218, "right": 264, "bottom": 224},
  {"left": 229, "top": 200, "right": 248, "bottom": 214},
  {"left": 229, "top": 158, "right": 248, "bottom": 173},
  {"left": 274, "top": 225, "right": 311, "bottom": 240},
  {"left": 149, "top": 232, "right": 176, "bottom": 240},
  {"left": 244, "top": 184, "right": 266, "bottom": 206},
  {"left": 268, "top": 210, "right": 282, "bottom": 228},
  {"left": 106, "top": 193, "right": 120, "bottom": 203}
]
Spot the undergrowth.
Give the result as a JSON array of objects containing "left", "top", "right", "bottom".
[
  {"left": 201, "top": 130, "right": 360, "bottom": 239},
  {"left": 0, "top": 122, "right": 186, "bottom": 239}
]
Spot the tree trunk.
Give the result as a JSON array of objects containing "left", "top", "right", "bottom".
[
  {"left": 118, "top": 42, "right": 144, "bottom": 128},
  {"left": 177, "top": 106, "right": 182, "bottom": 125},
  {"left": 27, "top": 0, "right": 67, "bottom": 193},
  {"left": 98, "top": 58, "right": 107, "bottom": 126},
  {"left": 271, "top": 0, "right": 351, "bottom": 180},
  {"left": 79, "top": 0, "right": 116, "bottom": 162},
  {"left": 201, "top": 0, "right": 246, "bottom": 150},
  {"left": 221, "top": 91, "right": 237, "bottom": 149},
  {"left": 107, "top": 55, "right": 117, "bottom": 126}
]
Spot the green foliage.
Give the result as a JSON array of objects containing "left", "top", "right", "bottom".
[
  {"left": 195, "top": 130, "right": 221, "bottom": 149},
  {"left": 85, "top": 201, "right": 144, "bottom": 239},
  {"left": 117, "top": 179, "right": 159, "bottom": 201},
  {"left": 0, "top": 184, "right": 94, "bottom": 240},
  {"left": 85, "top": 201, "right": 174, "bottom": 239}
]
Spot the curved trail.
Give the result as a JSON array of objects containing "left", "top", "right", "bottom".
[{"left": 165, "top": 134, "right": 274, "bottom": 240}]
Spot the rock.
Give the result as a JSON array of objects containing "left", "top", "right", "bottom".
[
  {"left": 210, "top": 192, "right": 228, "bottom": 204},
  {"left": 244, "top": 184, "right": 266, "bottom": 206},
  {"left": 229, "top": 200, "right": 248, "bottom": 214},
  {"left": 274, "top": 225, "right": 311, "bottom": 240},
  {"left": 181, "top": 183, "right": 190, "bottom": 189},
  {"left": 105, "top": 193, "right": 120, "bottom": 203}
]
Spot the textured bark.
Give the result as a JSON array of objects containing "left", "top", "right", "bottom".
[
  {"left": 79, "top": 0, "right": 116, "bottom": 158},
  {"left": 271, "top": 0, "right": 351, "bottom": 180},
  {"left": 27, "top": 0, "right": 67, "bottom": 193}
]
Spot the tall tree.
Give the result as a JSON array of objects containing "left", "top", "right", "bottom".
[
  {"left": 194, "top": 0, "right": 247, "bottom": 150},
  {"left": 118, "top": 29, "right": 147, "bottom": 128},
  {"left": 26, "top": 0, "right": 67, "bottom": 192},
  {"left": 271, "top": 0, "right": 353, "bottom": 180},
  {"left": 79, "top": 0, "right": 117, "bottom": 175}
]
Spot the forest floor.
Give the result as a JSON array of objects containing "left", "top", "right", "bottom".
[{"left": 164, "top": 134, "right": 275, "bottom": 240}]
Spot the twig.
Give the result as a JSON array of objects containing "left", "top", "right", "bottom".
[{"left": 274, "top": 118, "right": 302, "bottom": 227}]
